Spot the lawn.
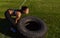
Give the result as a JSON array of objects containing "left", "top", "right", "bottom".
[{"left": 0, "top": 0, "right": 60, "bottom": 38}]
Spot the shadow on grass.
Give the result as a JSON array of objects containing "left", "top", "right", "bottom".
[{"left": 0, "top": 18, "right": 27, "bottom": 38}]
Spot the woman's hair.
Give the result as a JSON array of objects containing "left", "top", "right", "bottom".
[{"left": 21, "top": 6, "right": 28, "bottom": 11}]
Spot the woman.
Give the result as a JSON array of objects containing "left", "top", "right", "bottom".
[
  {"left": 7, "top": 6, "right": 29, "bottom": 25},
  {"left": 7, "top": 6, "right": 29, "bottom": 32}
]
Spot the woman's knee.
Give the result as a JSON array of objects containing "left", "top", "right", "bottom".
[{"left": 7, "top": 9, "right": 14, "bottom": 15}]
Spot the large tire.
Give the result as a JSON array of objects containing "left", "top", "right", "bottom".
[
  {"left": 5, "top": 10, "right": 15, "bottom": 25},
  {"left": 17, "top": 16, "right": 47, "bottom": 38}
]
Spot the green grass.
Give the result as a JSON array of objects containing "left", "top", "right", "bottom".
[{"left": 0, "top": 0, "right": 60, "bottom": 38}]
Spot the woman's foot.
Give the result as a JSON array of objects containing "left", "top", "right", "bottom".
[{"left": 10, "top": 27, "right": 17, "bottom": 32}]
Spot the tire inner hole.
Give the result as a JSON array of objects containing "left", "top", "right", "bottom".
[{"left": 25, "top": 21, "right": 41, "bottom": 31}]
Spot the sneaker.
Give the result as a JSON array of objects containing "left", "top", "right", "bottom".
[{"left": 10, "top": 27, "right": 16, "bottom": 32}]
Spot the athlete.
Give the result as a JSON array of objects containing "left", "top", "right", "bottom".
[
  {"left": 6, "top": 6, "right": 29, "bottom": 32},
  {"left": 7, "top": 6, "right": 29, "bottom": 25}
]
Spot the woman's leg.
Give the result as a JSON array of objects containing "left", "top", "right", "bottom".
[{"left": 7, "top": 9, "right": 14, "bottom": 15}]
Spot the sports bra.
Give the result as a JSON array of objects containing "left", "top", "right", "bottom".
[{"left": 13, "top": 9, "right": 23, "bottom": 16}]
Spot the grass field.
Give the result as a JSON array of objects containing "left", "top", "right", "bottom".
[{"left": 0, "top": 0, "right": 60, "bottom": 38}]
